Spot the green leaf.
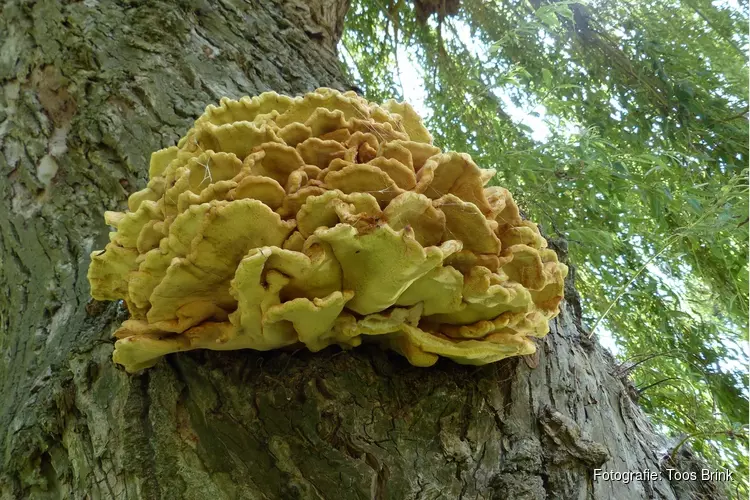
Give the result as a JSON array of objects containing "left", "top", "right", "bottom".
[
  {"left": 555, "top": 4, "right": 575, "bottom": 21},
  {"left": 542, "top": 68, "right": 553, "bottom": 88},
  {"left": 535, "top": 6, "right": 560, "bottom": 29}
]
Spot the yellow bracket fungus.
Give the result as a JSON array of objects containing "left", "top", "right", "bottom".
[{"left": 87, "top": 87, "right": 568, "bottom": 373}]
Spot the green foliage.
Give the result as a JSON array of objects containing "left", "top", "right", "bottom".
[{"left": 342, "top": 0, "right": 748, "bottom": 493}]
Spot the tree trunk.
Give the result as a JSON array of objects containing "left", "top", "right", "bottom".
[{"left": 0, "top": 1, "right": 723, "bottom": 499}]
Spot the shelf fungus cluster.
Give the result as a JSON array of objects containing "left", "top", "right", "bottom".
[{"left": 88, "top": 88, "right": 568, "bottom": 373}]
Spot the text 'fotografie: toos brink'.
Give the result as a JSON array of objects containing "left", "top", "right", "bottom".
[{"left": 593, "top": 468, "right": 734, "bottom": 483}]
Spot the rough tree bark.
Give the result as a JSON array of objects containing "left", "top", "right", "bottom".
[{"left": 0, "top": 1, "right": 724, "bottom": 499}]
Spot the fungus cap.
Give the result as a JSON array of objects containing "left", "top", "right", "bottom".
[{"left": 87, "top": 88, "right": 568, "bottom": 373}]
